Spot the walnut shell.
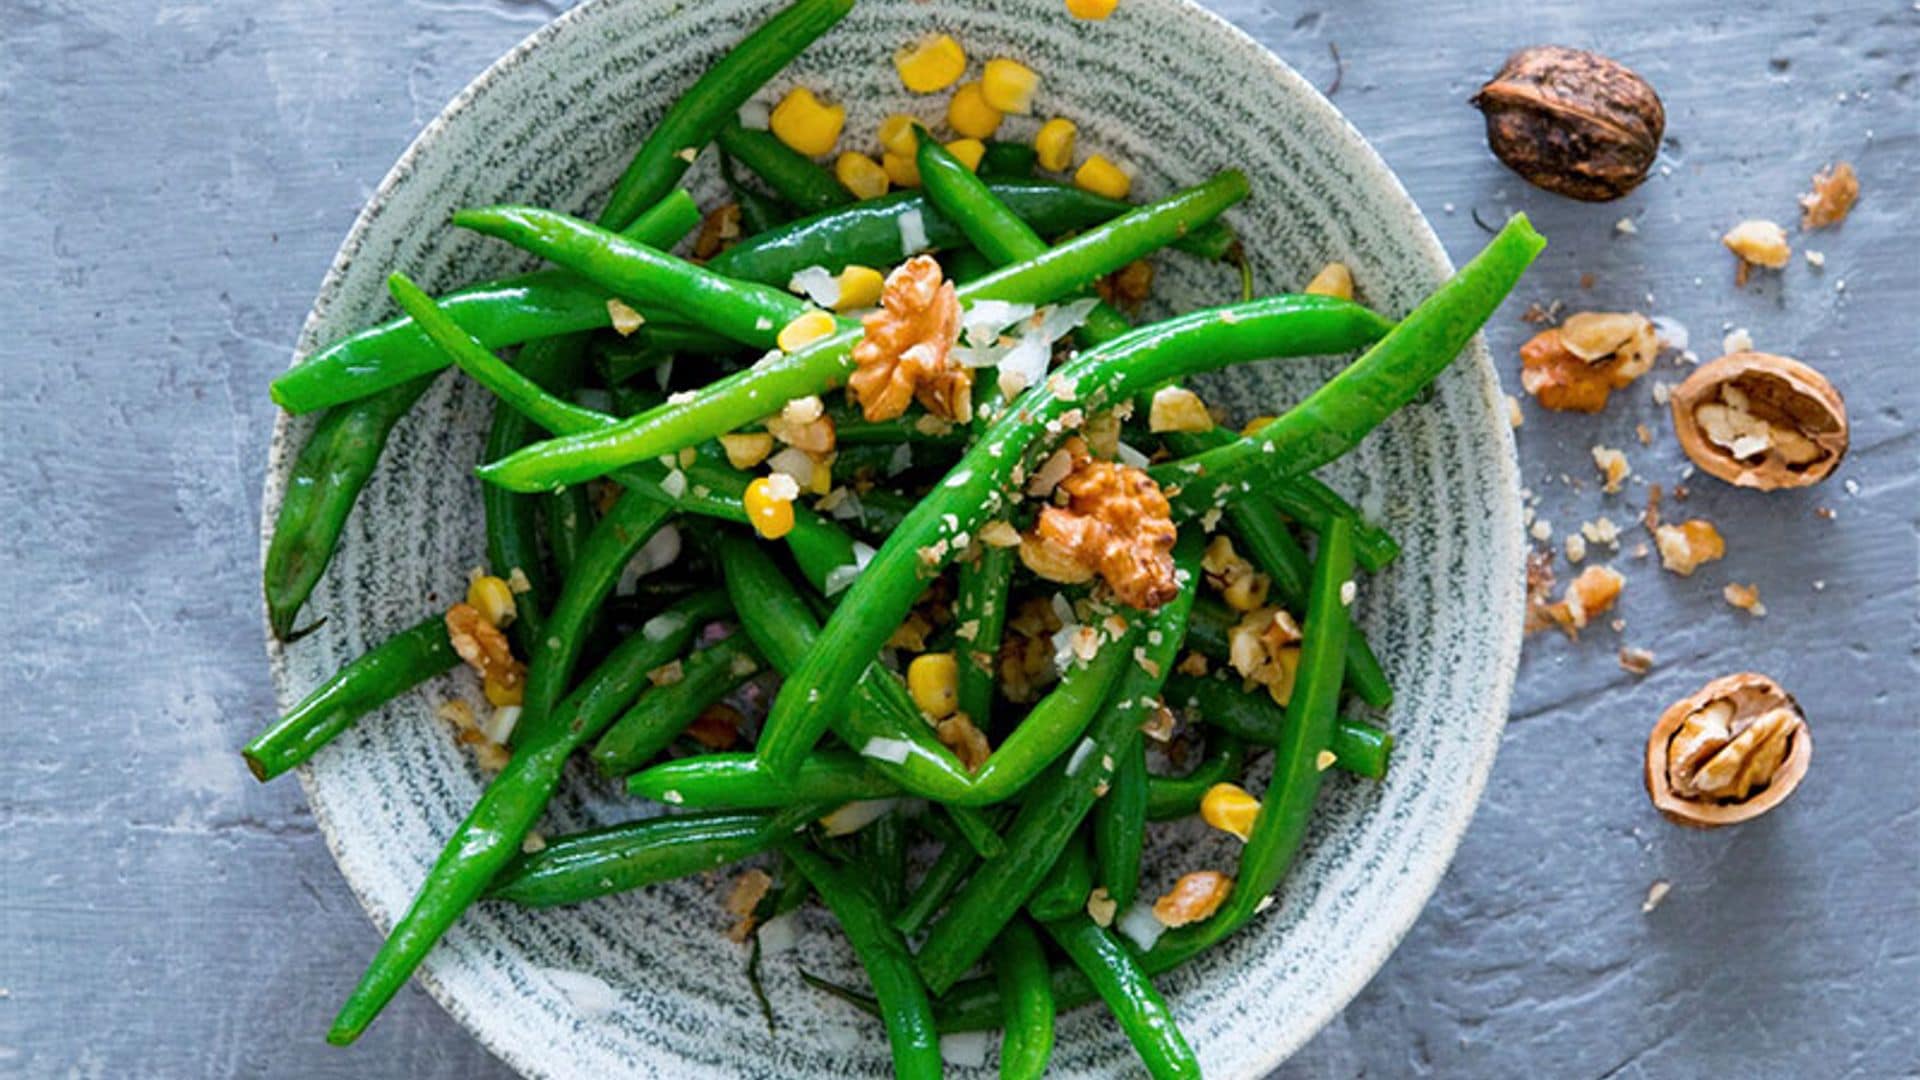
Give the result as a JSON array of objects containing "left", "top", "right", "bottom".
[
  {"left": 1671, "top": 352, "right": 1847, "bottom": 490},
  {"left": 1471, "top": 46, "right": 1665, "bottom": 202},
  {"left": 1645, "top": 673, "right": 1810, "bottom": 829}
]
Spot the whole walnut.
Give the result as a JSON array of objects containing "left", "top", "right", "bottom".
[{"left": 1471, "top": 46, "right": 1665, "bottom": 202}]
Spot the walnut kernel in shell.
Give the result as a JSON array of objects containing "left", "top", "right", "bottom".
[
  {"left": 1670, "top": 352, "right": 1846, "bottom": 490},
  {"left": 1645, "top": 672, "right": 1810, "bottom": 829}
]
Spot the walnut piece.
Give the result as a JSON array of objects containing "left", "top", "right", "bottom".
[
  {"left": 692, "top": 203, "right": 742, "bottom": 260},
  {"left": 1148, "top": 386, "right": 1215, "bottom": 434},
  {"left": 1152, "top": 870, "right": 1233, "bottom": 927},
  {"left": 1201, "top": 535, "right": 1270, "bottom": 612},
  {"left": 1799, "top": 162, "right": 1859, "bottom": 230},
  {"left": 1671, "top": 352, "right": 1847, "bottom": 489},
  {"left": 725, "top": 868, "right": 773, "bottom": 942},
  {"left": 1096, "top": 259, "right": 1155, "bottom": 311},
  {"left": 1654, "top": 519, "right": 1725, "bottom": 576},
  {"left": 1645, "top": 672, "right": 1809, "bottom": 828},
  {"left": 1019, "top": 439, "right": 1180, "bottom": 609},
  {"left": 687, "top": 703, "right": 744, "bottom": 750},
  {"left": 1723, "top": 582, "right": 1766, "bottom": 616},
  {"left": 1533, "top": 564, "right": 1624, "bottom": 638},
  {"left": 445, "top": 602, "right": 524, "bottom": 692},
  {"left": 1722, "top": 219, "right": 1790, "bottom": 285},
  {"left": 848, "top": 255, "right": 968, "bottom": 423},
  {"left": 1519, "top": 312, "right": 1656, "bottom": 413},
  {"left": 936, "top": 713, "right": 991, "bottom": 772},
  {"left": 1227, "top": 606, "right": 1304, "bottom": 705},
  {"left": 1591, "top": 444, "right": 1631, "bottom": 494},
  {"left": 998, "top": 597, "right": 1064, "bottom": 703}
]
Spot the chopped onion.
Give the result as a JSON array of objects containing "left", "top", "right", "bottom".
[
  {"left": 960, "top": 299, "right": 1035, "bottom": 346},
  {"left": 541, "top": 968, "right": 619, "bottom": 1017},
  {"left": 824, "top": 562, "right": 862, "bottom": 596},
  {"left": 642, "top": 611, "right": 688, "bottom": 641},
  {"left": 886, "top": 444, "right": 914, "bottom": 477},
  {"left": 767, "top": 446, "right": 814, "bottom": 486},
  {"left": 617, "top": 525, "right": 682, "bottom": 595},
  {"left": 481, "top": 705, "right": 521, "bottom": 745},
  {"left": 788, "top": 265, "right": 841, "bottom": 308},
  {"left": 660, "top": 468, "right": 687, "bottom": 499},
  {"left": 898, "top": 208, "right": 928, "bottom": 255},
  {"left": 820, "top": 798, "right": 900, "bottom": 835},
  {"left": 1064, "top": 737, "right": 1096, "bottom": 777},
  {"left": 1117, "top": 902, "right": 1167, "bottom": 951},
  {"left": 1114, "top": 440, "right": 1152, "bottom": 468},
  {"left": 756, "top": 912, "right": 798, "bottom": 955},
  {"left": 860, "top": 737, "right": 913, "bottom": 764},
  {"left": 940, "top": 1031, "right": 992, "bottom": 1068}
]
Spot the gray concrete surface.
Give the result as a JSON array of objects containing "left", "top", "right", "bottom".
[{"left": 3, "top": 0, "right": 1915, "bottom": 1076}]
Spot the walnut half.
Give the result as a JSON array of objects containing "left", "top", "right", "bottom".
[
  {"left": 1671, "top": 352, "right": 1847, "bottom": 490},
  {"left": 1019, "top": 438, "right": 1180, "bottom": 610},
  {"left": 1645, "top": 672, "right": 1810, "bottom": 829}
]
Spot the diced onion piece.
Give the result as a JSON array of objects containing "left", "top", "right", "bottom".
[{"left": 819, "top": 798, "right": 900, "bottom": 835}]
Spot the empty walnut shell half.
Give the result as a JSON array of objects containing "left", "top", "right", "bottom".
[
  {"left": 1671, "top": 352, "right": 1847, "bottom": 490},
  {"left": 1471, "top": 46, "right": 1665, "bottom": 202},
  {"left": 1645, "top": 673, "right": 1810, "bottom": 829}
]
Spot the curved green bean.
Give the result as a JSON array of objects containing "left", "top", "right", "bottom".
[
  {"left": 716, "top": 120, "right": 851, "bottom": 214},
  {"left": 629, "top": 749, "right": 897, "bottom": 808},
  {"left": 1041, "top": 915, "right": 1199, "bottom": 1080},
  {"left": 590, "top": 632, "right": 762, "bottom": 776},
  {"left": 1164, "top": 671, "right": 1392, "bottom": 779},
  {"left": 1094, "top": 738, "right": 1149, "bottom": 910},
  {"left": 994, "top": 918, "right": 1056, "bottom": 1080},
  {"left": 486, "top": 810, "right": 786, "bottom": 908},
  {"left": 1025, "top": 830, "right": 1094, "bottom": 923},
  {"left": 1145, "top": 731, "right": 1245, "bottom": 821}
]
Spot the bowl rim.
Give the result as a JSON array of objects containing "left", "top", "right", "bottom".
[{"left": 260, "top": 0, "right": 1523, "bottom": 1075}]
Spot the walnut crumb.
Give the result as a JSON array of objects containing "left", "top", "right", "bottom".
[
  {"left": 1799, "top": 162, "right": 1859, "bottom": 230},
  {"left": 1152, "top": 871, "right": 1233, "bottom": 928},
  {"left": 1723, "top": 582, "right": 1767, "bottom": 616},
  {"left": 936, "top": 713, "right": 992, "bottom": 772},
  {"left": 1619, "top": 646, "right": 1655, "bottom": 675},
  {"left": 1592, "top": 445, "right": 1631, "bottom": 494},
  {"left": 1722, "top": 220, "right": 1791, "bottom": 285},
  {"left": 1641, "top": 880, "right": 1672, "bottom": 913},
  {"left": 1655, "top": 520, "right": 1726, "bottom": 576},
  {"left": 725, "top": 869, "right": 773, "bottom": 942}
]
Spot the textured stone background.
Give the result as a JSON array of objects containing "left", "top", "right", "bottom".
[{"left": 3, "top": 0, "right": 1915, "bottom": 1076}]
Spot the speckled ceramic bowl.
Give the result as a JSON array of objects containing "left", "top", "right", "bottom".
[{"left": 262, "top": 0, "right": 1523, "bottom": 1075}]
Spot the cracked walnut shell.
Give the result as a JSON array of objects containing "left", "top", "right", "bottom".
[
  {"left": 1645, "top": 673, "right": 1809, "bottom": 828},
  {"left": 1671, "top": 352, "right": 1846, "bottom": 489},
  {"left": 848, "top": 255, "right": 969, "bottom": 423}
]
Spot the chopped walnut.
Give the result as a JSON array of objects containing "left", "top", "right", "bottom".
[
  {"left": 1095, "top": 259, "right": 1154, "bottom": 311},
  {"left": 848, "top": 256, "right": 968, "bottom": 423},
  {"left": 1722, "top": 219, "right": 1790, "bottom": 285},
  {"left": 1647, "top": 672, "right": 1808, "bottom": 828},
  {"left": 1519, "top": 312, "right": 1657, "bottom": 413},
  {"left": 725, "top": 868, "right": 773, "bottom": 942},
  {"left": 445, "top": 602, "right": 525, "bottom": 694},
  {"left": 1523, "top": 548, "right": 1559, "bottom": 635},
  {"left": 1619, "top": 646, "right": 1655, "bottom": 675},
  {"left": 999, "top": 597, "right": 1065, "bottom": 703},
  {"left": 606, "top": 298, "right": 646, "bottom": 336},
  {"left": 1227, "top": 606, "right": 1304, "bottom": 705},
  {"left": 1723, "top": 582, "right": 1766, "bottom": 616},
  {"left": 1152, "top": 870, "right": 1233, "bottom": 928},
  {"left": 888, "top": 611, "right": 935, "bottom": 652},
  {"left": 692, "top": 203, "right": 742, "bottom": 261},
  {"left": 1175, "top": 651, "right": 1209, "bottom": 677},
  {"left": 1201, "top": 535, "right": 1270, "bottom": 613},
  {"left": 1139, "top": 698, "right": 1176, "bottom": 742},
  {"left": 687, "top": 704, "right": 745, "bottom": 750},
  {"left": 1799, "top": 162, "right": 1859, "bottom": 230},
  {"left": 1654, "top": 519, "right": 1725, "bottom": 576},
  {"left": 765, "top": 396, "right": 837, "bottom": 457},
  {"left": 1535, "top": 564, "right": 1624, "bottom": 638},
  {"left": 936, "top": 713, "right": 992, "bottom": 772},
  {"left": 435, "top": 699, "right": 510, "bottom": 772},
  {"left": 1086, "top": 886, "right": 1118, "bottom": 927},
  {"left": 1591, "top": 444, "right": 1631, "bottom": 494},
  {"left": 1148, "top": 386, "right": 1215, "bottom": 434},
  {"left": 1020, "top": 439, "right": 1180, "bottom": 609}
]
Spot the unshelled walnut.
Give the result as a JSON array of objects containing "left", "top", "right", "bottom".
[
  {"left": 1645, "top": 672, "right": 1809, "bottom": 828},
  {"left": 1671, "top": 352, "right": 1846, "bottom": 489},
  {"left": 1519, "top": 312, "right": 1656, "bottom": 413},
  {"left": 1471, "top": 46, "right": 1665, "bottom": 202}
]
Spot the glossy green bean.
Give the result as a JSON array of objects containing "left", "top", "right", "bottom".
[
  {"left": 720, "top": 151, "right": 793, "bottom": 236},
  {"left": 543, "top": 477, "right": 595, "bottom": 581},
  {"left": 484, "top": 336, "right": 590, "bottom": 656},
  {"left": 952, "top": 543, "right": 1015, "bottom": 729},
  {"left": 243, "top": 615, "right": 458, "bottom": 781},
  {"left": 594, "top": 323, "right": 737, "bottom": 385},
  {"left": 1093, "top": 738, "right": 1149, "bottom": 910},
  {"left": 1041, "top": 915, "right": 1199, "bottom": 1080},
  {"left": 590, "top": 632, "right": 762, "bottom": 775},
  {"left": 857, "top": 810, "right": 909, "bottom": 914},
  {"left": 892, "top": 836, "right": 977, "bottom": 936},
  {"left": 597, "top": 0, "right": 854, "bottom": 229},
  {"left": 979, "top": 141, "right": 1038, "bottom": 179},
  {"left": 1164, "top": 671, "right": 1392, "bottom": 779},
  {"left": 1024, "top": 831, "right": 1094, "bottom": 923},
  {"left": 630, "top": 750, "right": 897, "bottom": 807},
  {"left": 780, "top": 841, "right": 943, "bottom": 1080},
  {"left": 326, "top": 591, "right": 726, "bottom": 1044},
  {"left": 994, "top": 918, "right": 1056, "bottom": 1080},
  {"left": 475, "top": 171, "right": 1253, "bottom": 493},
  {"left": 765, "top": 293, "right": 1388, "bottom": 773},
  {"left": 486, "top": 810, "right": 785, "bottom": 908},
  {"left": 716, "top": 120, "right": 851, "bottom": 214},
  {"left": 1144, "top": 732, "right": 1245, "bottom": 821},
  {"left": 1155, "top": 215, "right": 1546, "bottom": 517}
]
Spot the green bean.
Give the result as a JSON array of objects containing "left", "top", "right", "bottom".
[
  {"left": 242, "top": 615, "right": 457, "bottom": 781},
  {"left": 264, "top": 377, "right": 435, "bottom": 641},
  {"left": 590, "top": 632, "right": 763, "bottom": 776},
  {"left": 270, "top": 192, "right": 700, "bottom": 413},
  {"left": 543, "top": 479, "right": 596, "bottom": 581},
  {"left": 473, "top": 171, "right": 1254, "bottom": 493},
  {"left": 780, "top": 841, "right": 943, "bottom": 1080},
  {"left": 716, "top": 120, "right": 851, "bottom": 214},
  {"left": 994, "top": 918, "right": 1056, "bottom": 1080},
  {"left": 1025, "top": 830, "right": 1094, "bottom": 922},
  {"left": 1164, "top": 671, "right": 1392, "bottom": 779},
  {"left": 1155, "top": 214, "right": 1546, "bottom": 517},
  {"left": 1093, "top": 737, "right": 1149, "bottom": 909},
  {"left": 856, "top": 810, "right": 909, "bottom": 914},
  {"left": 597, "top": 0, "right": 855, "bottom": 230},
  {"left": 630, "top": 750, "right": 896, "bottom": 807},
  {"left": 485, "top": 810, "right": 789, "bottom": 908},
  {"left": 979, "top": 140, "right": 1038, "bottom": 179},
  {"left": 943, "top": 804, "right": 1009, "bottom": 861},
  {"left": 720, "top": 151, "right": 794, "bottom": 236},
  {"left": 594, "top": 323, "right": 738, "bottom": 385},
  {"left": 952, "top": 543, "right": 1015, "bottom": 728},
  {"left": 484, "top": 336, "right": 589, "bottom": 656},
  {"left": 915, "top": 532, "right": 1201, "bottom": 994},
  {"left": 326, "top": 590, "right": 727, "bottom": 1044},
  {"left": 1267, "top": 472, "right": 1399, "bottom": 571},
  {"left": 1144, "top": 732, "right": 1245, "bottom": 821},
  {"left": 1040, "top": 915, "right": 1199, "bottom": 1080},
  {"left": 942, "top": 246, "right": 995, "bottom": 285},
  {"left": 765, "top": 294, "right": 1388, "bottom": 775},
  {"left": 892, "top": 835, "right": 976, "bottom": 936}
]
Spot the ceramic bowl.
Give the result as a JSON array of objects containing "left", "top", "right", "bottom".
[{"left": 262, "top": 0, "right": 1523, "bottom": 1074}]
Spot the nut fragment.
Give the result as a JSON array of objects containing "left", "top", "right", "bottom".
[
  {"left": 1470, "top": 46, "right": 1665, "bottom": 202},
  {"left": 1531, "top": 564, "right": 1624, "bottom": 638},
  {"left": 1519, "top": 312, "right": 1656, "bottom": 413},
  {"left": 1152, "top": 871, "right": 1233, "bottom": 927},
  {"left": 936, "top": 713, "right": 991, "bottom": 772},
  {"left": 1019, "top": 439, "right": 1180, "bottom": 609},
  {"left": 848, "top": 255, "right": 968, "bottom": 423},
  {"left": 1148, "top": 386, "right": 1215, "bottom": 434},
  {"left": 1671, "top": 352, "right": 1847, "bottom": 489},
  {"left": 1591, "top": 444, "right": 1631, "bottom": 494},
  {"left": 1653, "top": 519, "right": 1725, "bottom": 576},
  {"left": 1201, "top": 535, "right": 1270, "bottom": 613},
  {"left": 1799, "top": 162, "right": 1859, "bottom": 230},
  {"left": 1227, "top": 606, "right": 1304, "bottom": 705},
  {"left": 445, "top": 602, "right": 525, "bottom": 695},
  {"left": 1722, "top": 220, "right": 1791, "bottom": 285},
  {"left": 1645, "top": 673, "right": 1809, "bottom": 828}
]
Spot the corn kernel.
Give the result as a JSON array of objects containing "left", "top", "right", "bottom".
[
  {"left": 1201, "top": 782, "right": 1260, "bottom": 841},
  {"left": 895, "top": 34, "right": 966, "bottom": 94},
  {"left": 946, "top": 82, "right": 1003, "bottom": 140},
  {"left": 777, "top": 309, "right": 838, "bottom": 353},
  {"left": 744, "top": 477, "right": 795, "bottom": 539},
  {"left": 483, "top": 670, "right": 525, "bottom": 708},
  {"left": 944, "top": 138, "right": 986, "bottom": 172},
  {"left": 769, "top": 87, "right": 844, "bottom": 157},
  {"left": 1074, "top": 154, "right": 1131, "bottom": 199},
  {"left": 1065, "top": 0, "right": 1119, "bottom": 19},
  {"left": 835, "top": 265, "right": 885, "bottom": 311},
  {"left": 882, "top": 151, "right": 921, "bottom": 187},
  {"left": 466, "top": 574, "right": 517, "bottom": 629},
  {"left": 878, "top": 113, "right": 924, "bottom": 157},
  {"left": 834, "top": 151, "right": 890, "bottom": 200},
  {"left": 808, "top": 459, "right": 833, "bottom": 496},
  {"left": 1241, "top": 415, "right": 1277, "bottom": 436},
  {"left": 1305, "top": 262, "right": 1354, "bottom": 300},
  {"left": 719, "top": 432, "right": 775, "bottom": 470},
  {"left": 907, "top": 652, "right": 961, "bottom": 719},
  {"left": 1034, "top": 118, "right": 1077, "bottom": 172},
  {"left": 980, "top": 58, "right": 1039, "bottom": 115}
]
